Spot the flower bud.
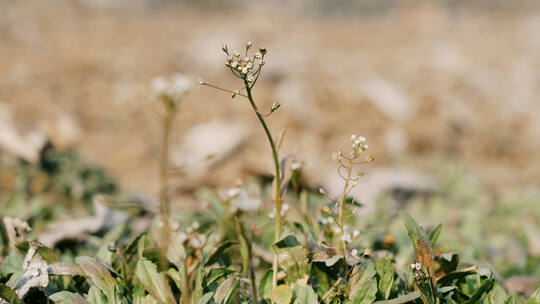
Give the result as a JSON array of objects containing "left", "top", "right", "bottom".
[{"left": 221, "top": 42, "right": 228, "bottom": 54}]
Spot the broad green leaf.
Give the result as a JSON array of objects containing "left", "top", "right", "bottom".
[
  {"left": 348, "top": 261, "right": 377, "bottom": 299},
  {"left": 467, "top": 273, "right": 494, "bottom": 304},
  {"left": 96, "top": 242, "right": 115, "bottom": 266},
  {"left": 50, "top": 291, "right": 91, "bottom": 304},
  {"left": 143, "top": 248, "right": 173, "bottom": 272},
  {"left": 259, "top": 270, "right": 274, "bottom": 300},
  {"left": 399, "top": 211, "right": 436, "bottom": 276},
  {"left": 375, "top": 257, "right": 394, "bottom": 300},
  {"left": 135, "top": 259, "right": 176, "bottom": 304},
  {"left": 204, "top": 241, "right": 237, "bottom": 266},
  {"left": 486, "top": 284, "right": 508, "bottom": 304},
  {"left": 352, "top": 278, "right": 378, "bottom": 304},
  {"left": 274, "top": 235, "right": 301, "bottom": 249},
  {"left": 271, "top": 284, "right": 293, "bottom": 304},
  {"left": 87, "top": 286, "right": 106, "bottom": 304},
  {"left": 133, "top": 284, "right": 147, "bottom": 304},
  {"left": 198, "top": 292, "right": 214, "bottom": 304},
  {"left": 75, "top": 256, "right": 117, "bottom": 295},
  {"left": 206, "top": 268, "right": 236, "bottom": 286},
  {"left": 214, "top": 276, "right": 237, "bottom": 303},
  {"left": 373, "top": 291, "right": 420, "bottom": 304},
  {"left": 293, "top": 281, "right": 318, "bottom": 304},
  {"left": 0, "top": 251, "right": 23, "bottom": 276}
]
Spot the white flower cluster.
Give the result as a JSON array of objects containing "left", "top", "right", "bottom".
[
  {"left": 333, "top": 134, "right": 373, "bottom": 163},
  {"left": 221, "top": 42, "right": 266, "bottom": 82},
  {"left": 151, "top": 73, "right": 192, "bottom": 102},
  {"left": 268, "top": 203, "right": 289, "bottom": 219},
  {"left": 226, "top": 183, "right": 262, "bottom": 212},
  {"left": 338, "top": 227, "right": 361, "bottom": 244}
]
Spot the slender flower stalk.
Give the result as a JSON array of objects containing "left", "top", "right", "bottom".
[
  {"left": 243, "top": 77, "right": 283, "bottom": 289},
  {"left": 201, "top": 42, "right": 283, "bottom": 290},
  {"left": 150, "top": 74, "right": 192, "bottom": 253},
  {"left": 333, "top": 134, "right": 374, "bottom": 262},
  {"left": 337, "top": 157, "right": 353, "bottom": 262}
]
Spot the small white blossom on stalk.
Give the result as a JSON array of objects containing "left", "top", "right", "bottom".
[
  {"left": 151, "top": 73, "right": 192, "bottom": 103},
  {"left": 410, "top": 262, "right": 422, "bottom": 271},
  {"left": 268, "top": 203, "right": 290, "bottom": 219},
  {"left": 228, "top": 186, "right": 262, "bottom": 212}
]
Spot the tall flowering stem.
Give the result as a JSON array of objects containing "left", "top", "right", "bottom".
[
  {"left": 150, "top": 74, "right": 192, "bottom": 253},
  {"left": 201, "top": 42, "right": 283, "bottom": 290},
  {"left": 243, "top": 77, "right": 283, "bottom": 289},
  {"left": 333, "top": 135, "right": 374, "bottom": 262}
]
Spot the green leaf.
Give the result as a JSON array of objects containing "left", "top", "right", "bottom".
[
  {"left": 205, "top": 241, "right": 237, "bottom": 266},
  {"left": 206, "top": 268, "right": 236, "bottom": 286},
  {"left": 192, "top": 265, "right": 205, "bottom": 304},
  {"left": 49, "top": 291, "right": 91, "bottom": 304},
  {"left": 352, "top": 278, "right": 378, "bottom": 304},
  {"left": 375, "top": 257, "right": 394, "bottom": 300},
  {"left": 0, "top": 251, "right": 23, "bottom": 276},
  {"left": 197, "top": 292, "right": 214, "bottom": 304},
  {"left": 399, "top": 211, "right": 435, "bottom": 273},
  {"left": 167, "top": 267, "right": 184, "bottom": 295},
  {"left": 75, "top": 256, "right": 117, "bottom": 295},
  {"left": 143, "top": 248, "right": 173, "bottom": 272},
  {"left": 96, "top": 242, "right": 115, "bottom": 266},
  {"left": 214, "top": 276, "right": 237, "bottom": 303},
  {"left": 373, "top": 291, "right": 420, "bottom": 304},
  {"left": 274, "top": 235, "right": 301, "bottom": 249},
  {"left": 293, "top": 282, "right": 318, "bottom": 304},
  {"left": 133, "top": 284, "right": 147, "bottom": 304},
  {"left": 0, "top": 283, "right": 22, "bottom": 304},
  {"left": 486, "top": 284, "right": 508, "bottom": 304},
  {"left": 135, "top": 259, "right": 176, "bottom": 304},
  {"left": 529, "top": 288, "right": 540, "bottom": 304},
  {"left": 429, "top": 224, "right": 442, "bottom": 248},
  {"left": 87, "top": 286, "right": 106, "bottom": 304},
  {"left": 271, "top": 284, "right": 293, "bottom": 304},
  {"left": 259, "top": 270, "right": 274, "bottom": 300},
  {"left": 348, "top": 261, "right": 377, "bottom": 299},
  {"left": 467, "top": 273, "right": 495, "bottom": 304},
  {"left": 313, "top": 255, "right": 344, "bottom": 267}
]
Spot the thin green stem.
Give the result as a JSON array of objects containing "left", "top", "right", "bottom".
[
  {"left": 243, "top": 78, "right": 282, "bottom": 290},
  {"left": 338, "top": 158, "right": 353, "bottom": 263}
]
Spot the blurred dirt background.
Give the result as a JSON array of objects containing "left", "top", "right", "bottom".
[{"left": 1, "top": 0, "right": 540, "bottom": 206}]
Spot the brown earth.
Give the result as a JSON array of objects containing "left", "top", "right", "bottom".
[{"left": 1, "top": 1, "right": 540, "bottom": 205}]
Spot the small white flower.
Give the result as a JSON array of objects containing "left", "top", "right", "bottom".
[
  {"left": 291, "top": 161, "right": 301, "bottom": 170},
  {"left": 168, "top": 74, "right": 192, "bottom": 99},
  {"left": 352, "top": 229, "right": 360, "bottom": 238},
  {"left": 410, "top": 263, "right": 422, "bottom": 271},
  {"left": 351, "top": 248, "right": 359, "bottom": 256},
  {"left": 151, "top": 76, "right": 169, "bottom": 95},
  {"left": 230, "top": 187, "right": 261, "bottom": 211},
  {"left": 191, "top": 221, "right": 200, "bottom": 230}
]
